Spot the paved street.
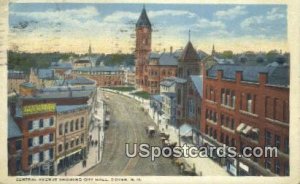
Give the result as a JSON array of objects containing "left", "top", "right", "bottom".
[{"left": 83, "top": 92, "right": 180, "bottom": 176}]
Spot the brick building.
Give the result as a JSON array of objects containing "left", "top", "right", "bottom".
[
  {"left": 14, "top": 103, "right": 56, "bottom": 175},
  {"left": 135, "top": 7, "right": 178, "bottom": 94},
  {"left": 72, "top": 66, "right": 124, "bottom": 87},
  {"left": 54, "top": 104, "right": 89, "bottom": 175},
  {"left": 201, "top": 64, "right": 289, "bottom": 176}
]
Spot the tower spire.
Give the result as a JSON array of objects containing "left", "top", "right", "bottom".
[{"left": 188, "top": 29, "right": 191, "bottom": 42}]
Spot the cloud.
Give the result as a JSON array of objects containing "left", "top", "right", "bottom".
[
  {"left": 102, "top": 9, "right": 196, "bottom": 24},
  {"left": 240, "top": 16, "right": 263, "bottom": 30},
  {"left": 266, "top": 7, "right": 285, "bottom": 20},
  {"left": 215, "top": 6, "right": 247, "bottom": 20},
  {"left": 194, "top": 18, "right": 226, "bottom": 29}
]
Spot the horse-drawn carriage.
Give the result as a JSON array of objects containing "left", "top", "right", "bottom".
[{"left": 145, "top": 126, "right": 156, "bottom": 137}]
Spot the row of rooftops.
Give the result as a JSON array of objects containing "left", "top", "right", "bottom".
[
  {"left": 207, "top": 64, "right": 289, "bottom": 86},
  {"left": 73, "top": 66, "right": 124, "bottom": 73}
]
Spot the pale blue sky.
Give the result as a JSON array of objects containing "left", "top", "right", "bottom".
[{"left": 9, "top": 3, "right": 287, "bottom": 53}]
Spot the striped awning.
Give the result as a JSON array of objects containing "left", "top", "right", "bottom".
[{"left": 236, "top": 123, "right": 246, "bottom": 133}]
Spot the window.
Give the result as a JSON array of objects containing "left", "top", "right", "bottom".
[
  {"left": 70, "top": 120, "right": 74, "bottom": 132},
  {"left": 39, "top": 152, "right": 44, "bottom": 162},
  {"left": 231, "top": 138, "right": 235, "bottom": 147},
  {"left": 50, "top": 117, "right": 54, "bottom": 126},
  {"left": 76, "top": 119, "right": 79, "bottom": 130},
  {"left": 220, "top": 133, "right": 224, "bottom": 143},
  {"left": 284, "top": 162, "right": 289, "bottom": 176},
  {"left": 231, "top": 92, "right": 236, "bottom": 108},
  {"left": 265, "top": 130, "right": 272, "bottom": 146},
  {"left": 275, "top": 135, "right": 281, "bottom": 149},
  {"left": 246, "top": 94, "right": 252, "bottom": 113},
  {"left": 76, "top": 138, "right": 79, "bottom": 145},
  {"left": 49, "top": 148, "right": 54, "bottom": 159},
  {"left": 16, "top": 140, "right": 22, "bottom": 150},
  {"left": 39, "top": 119, "right": 44, "bottom": 128},
  {"left": 231, "top": 119, "right": 235, "bottom": 130},
  {"left": 81, "top": 134, "right": 84, "bottom": 143},
  {"left": 49, "top": 133, "right": 53, "bottom": 142},
  {"left": 177, "top": 89, "right": 181, "bottom": 105},
  {"left": 28, "top": 155, "right": 33, "bottom": 166},
  {"left": 28, "top": 121, "right": 33, "bottom": 131},
  {"left": 275, "top": 160, "right": 280, "bottom": 175},
  {"left": 28, "top": 138, "right": 33, "bottom": 147},
  {"left": 221, "top": 114, "right": 224, "bottom": 125},
  {"left": 213, "top": 130, "right": 217, "bottom": 139},
  {"left": 226, "top": 89, "right": 230, "bottom": 106},
  {"left": 16, "top": 157, "right": 21, "bottom": 171},
  {"left": 58, "top": 144, "right": 63, "bottom": 152},
  {"left": 59, "top": 124, "right": 63, "bottom": 135},
  {"left": 71, "top": 140, "right": 74, "bottom": 148},
  {"left": 65, "top": 143, "right": 69, "bottom": 150},
  {"left": 65, "top": 122, "right": 69, "bottom": 134},
  {"left": 265, "top": 159, "right": 271, "bottom": 170},
  {"left": 39, "top": 136, "right": 43, "bottom": 145},
  {"left": 221, "top": 89, "right": 225, "bottom": 104},
  {"left": 81, "top": 117, "right": 84, "bottom": 128},
  {"left": 284, "top": 137, "right": 289, "bottom": 154}
]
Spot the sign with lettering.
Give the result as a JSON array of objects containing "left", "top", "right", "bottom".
[{"left": 23, "top": 103, "right": 56, "bottom": 116}]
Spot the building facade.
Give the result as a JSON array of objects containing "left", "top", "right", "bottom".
[
  {"left": 176, "top": 41, "right": 202, "bottom": 128},
  {"left": 8, "top": 70, "right": 26, "bottom": 94},
  {"left": 201, "top": 64, "right": 289, "bottom": 176},
  {"left": 135, "top": 7, "right": 178, "bottom": 94},
  {"left": 14, "top": 103, "right": 56, "bottom": 175},
  {"left": 72, "top": 67, "right": 124, "bottom": 87},
  {"left": 54, "top": 104, "right": 89, "bottom": 175}
]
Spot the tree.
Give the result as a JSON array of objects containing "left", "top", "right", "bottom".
[{"left": 222, "top": 50, "right": 233, "bottom": 59}]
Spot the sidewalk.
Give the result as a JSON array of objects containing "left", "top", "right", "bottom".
[{"left": 157, "top": 122, "right": 229, "bottom": 176}]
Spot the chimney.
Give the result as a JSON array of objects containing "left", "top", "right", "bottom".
[
  {"left": 170, "top": 46, "right": 173, "bottom": 54},
  {"left": 217, "top": 69, "right": 223, "bottom": 80},
  {"left": 236, "top": 71, "right": 243, "bottom": 83},
  {"left": 259, "top": 72, "right": 268, "bottom": 86}
]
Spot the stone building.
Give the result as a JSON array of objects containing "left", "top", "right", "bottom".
[{"left": 201, "top": 64, "right": 289, "bottom": 176}]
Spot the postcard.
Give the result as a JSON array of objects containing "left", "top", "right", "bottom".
[{"left": 1, "top": 0, "right": 300, "bottom": 184}]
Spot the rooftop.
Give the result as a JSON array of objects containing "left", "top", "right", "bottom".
[
  {"left": 160, "top": 76, "right": 187, "bottom": 87},
  {"left": 136, "top": 6, "right": 151, "bottom": 29},
  {"left": 73, "top": 66, "right": 123, "bottom": 72},
  {"left": 190, "top": 75, "right": 203, "bottom": 97},
  {"left": 56, "top": 104, "right": 89, "bottom": 113},
  {"left": 149, "top": 52, "right": 178, "bottom": 66},
  {"left": 180, "top": 41, "right": 200, "bottom": 62},
  {"left": 207, "top": 64, "right": 289, "bottom": 86},
  {"left": 37, "top": 69, "right": 55, "bottom": 79},
  {"left": 8, "top": 113, "right": 22, "bottom": 139},
  {"left": 8, "top": 70, "right": 26, "bottom": 79},
  {"left": 50, "top": 62, "right": 73, "bottom": 69},
  {"left": 64, "top": 76, "right": 95, "bottom": 86}
]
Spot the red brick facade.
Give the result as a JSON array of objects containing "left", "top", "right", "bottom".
[{"left": 201, "top": 66, "right": 289, "bottom": 176}]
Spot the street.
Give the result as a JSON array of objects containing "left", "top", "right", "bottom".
[{"left": 83, "top": 92, "right": 180, "bottom": 176}]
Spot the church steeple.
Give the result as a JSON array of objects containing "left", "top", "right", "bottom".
[
  {"left": 212, "top": 44, "right": 215, "bottom": 57},
  {"left": 136, "top": 6, "right": 152, "bottom": 29}
]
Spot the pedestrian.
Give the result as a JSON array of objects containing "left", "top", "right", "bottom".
[
  {"left": 95, "top": 140, "right": 98, "bottom": 146},
  {"left": 91, "top": 140, "right": 94, "bottom": 146}
]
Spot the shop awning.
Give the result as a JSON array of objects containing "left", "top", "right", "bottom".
[
  {"left": 242, "top": 125, "right": 252, "bottom": 135},
  {"left": 236, "top": 123, "right": 246, "bottom": 133}
]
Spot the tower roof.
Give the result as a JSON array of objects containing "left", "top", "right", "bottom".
[
  {"left": 136, "top": 7, "right": 152, "bottom": 29},
  {"left": 180, "top": 41, "right": 200, "bottom": 61}
]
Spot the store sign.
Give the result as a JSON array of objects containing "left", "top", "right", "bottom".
[{"left": 23, "top": 103, "right": 56, "bottom": 116}]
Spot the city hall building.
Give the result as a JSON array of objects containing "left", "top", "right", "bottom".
[{"left": 201, "top": 64, "right": 289, "bottom": 176}]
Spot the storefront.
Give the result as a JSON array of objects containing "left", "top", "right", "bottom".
[{"left": 56, "top": 149, "right": 84, "bottom": 174}]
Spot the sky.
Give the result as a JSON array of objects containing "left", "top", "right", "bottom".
[{"left": 9, "top": 3, "right": 288, "bottom": 54}]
